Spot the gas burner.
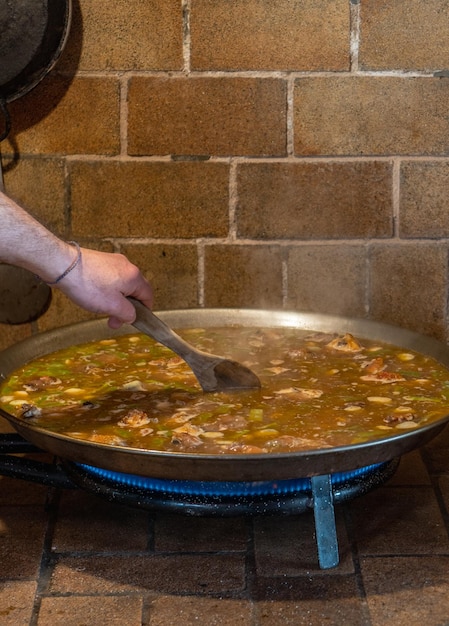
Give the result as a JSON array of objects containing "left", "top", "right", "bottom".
[
  {"left": 63, "top": 458, "right": 399, "bottom": 570},
  {"left": 70, "top": 460, "right": 396, "bottom": 502},
  {"left": 0, "top": 433, "right": 400, "bottom": 569}
]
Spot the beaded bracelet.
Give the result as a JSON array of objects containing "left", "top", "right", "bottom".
[{"left": 46, "top": 241, "right": 82, "bottom": 285}]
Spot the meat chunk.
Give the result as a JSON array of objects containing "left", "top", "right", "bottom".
[
  {"left": 172, "top": 423, "right": 204, "bottom": 437},
  {"left": 326, "top": 334, "right": 363, "bottom": 353},
  {"left": 360, "top": 372, "right": 406, "bottom": 384},
  {"left": 265, "top": 435, "right": 329, "bottom": 451},
  {"left": 274, "top": 387, "right": 323, "bottom": 400},
  {"left": 202, "top": 414, "right": 248, "bottom": 432},
  {"left": 383, "top": 410, "right": 416, "bottom": 424},
  {"left": 361, "top": 357, "right": 385, "bottom": 374},
  {"left": 84, "top": 433, "right": 126, "bottom": 446},
  {"left": 23, "top": 376, "right": 61, "bottom": 392},
  {"left": 19, "top": 403, "right": 42, "bottom": 420},
  {"left": 169, "top": 432, "right": 203, "bottom": 450},
  {"left": 118, "top": 408, "right": 151, "bottom": 428}
]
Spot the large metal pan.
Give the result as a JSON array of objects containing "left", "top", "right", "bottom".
[{"left": 0, "top": 309, "right": 448, "bottom": 481}]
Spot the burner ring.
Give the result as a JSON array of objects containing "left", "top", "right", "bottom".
[
  {"left": 76, "top": 461, "right": 389, "bottom": 496},
  {"left": 62, "top": 458, "right": 400, "bottom": 517}
]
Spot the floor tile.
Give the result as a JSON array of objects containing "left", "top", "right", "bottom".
[
  {"left": 154, "top": 512, "right": 248, "bottom": 552},
  {"left": 37, "top": 595, "right": 143, "bottom": 626},
  {"left": 51, "top": 489, "right": 150, "bottom": 552},
  {"left": 361, "top": 556, "right": 449, "bottom": 625},
  {"left": 0, "top": 581, "right": 37, "bottom": 625},
  {"left": 0, "top": 506, "right": 47, "bottom": 579},
  {"left": 254, "top": 576, "right": 365, "bottom": 625},
  {"left": 253, "top": 509, "right": 353, "bottom": 575},
  {"left": 386, "top": 450, "right": 431, "bottom": 486},
  {"left": 0, "top": 473, "right": 50, "bottom": 506},
  {"left": 48, "top": 553, "right": 246, "bottom": 595},
  {"left": 349, "top": 486, "right": 449, "bottom": 555},
  {"left": 148, "top": 595, "right": 253, "bottom": 625},
  {"left": 437, "top": 474, "right": 449, "bottom": 515}
]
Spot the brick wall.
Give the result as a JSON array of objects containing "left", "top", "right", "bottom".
[{"left": 2, "top": 0, "right": 449, "bottom": 348}]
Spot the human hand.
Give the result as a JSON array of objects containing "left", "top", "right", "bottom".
[{"left": 57, "top": 247, "right": 153, "bottom": 329}]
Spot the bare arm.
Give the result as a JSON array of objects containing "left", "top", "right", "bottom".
[{"left": 0, "top": 191, "right": 153, "bottom": 328}]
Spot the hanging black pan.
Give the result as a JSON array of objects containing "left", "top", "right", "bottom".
[
  {"left": 0, "top": 0, "right": 72, "bottom": 324},
  {"left": 0, "top": 0, "right": 72, "bottom": 138}
]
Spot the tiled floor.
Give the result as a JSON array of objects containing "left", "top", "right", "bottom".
[{"left": 1, "top": 420, "right": 449, "bottom": 625}]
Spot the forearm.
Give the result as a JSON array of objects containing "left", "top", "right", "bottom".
[
  {"left": 0, "top": 190, "right": 153, "bottom": 327},
  {"left": 0, "top": 191, "right": 76, "bottom": 282}
]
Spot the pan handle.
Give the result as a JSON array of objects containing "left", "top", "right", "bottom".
[{"left": 0, "top": 98, "right": 11, "bottom": 142}]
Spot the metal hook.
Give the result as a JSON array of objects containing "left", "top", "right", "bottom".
[{"left": 0, "top": 99, "right": 11, "bottom": 142}]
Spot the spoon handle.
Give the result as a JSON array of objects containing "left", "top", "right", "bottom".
[
  {"left": 128, "top": 297, "right": 203, "bottom": 360},
  {"left": 127, "top": 298, "right": 260, "bottom": 392}
]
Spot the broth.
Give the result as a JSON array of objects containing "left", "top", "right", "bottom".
[{"left": 1, "top": 327, "right": 449, "bottom": 455}]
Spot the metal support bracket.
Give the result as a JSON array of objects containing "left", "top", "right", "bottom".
[{"left": 311, "top": 473, "right": 339, "bottom": 569}]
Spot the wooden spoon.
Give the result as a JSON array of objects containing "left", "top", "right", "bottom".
[{"left": 128, "top": 298, "right": 261, "bottom": 393}]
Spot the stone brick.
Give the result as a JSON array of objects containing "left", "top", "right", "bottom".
[
  {"left": 0, "top": 581, "right": 37, "bottom": 626},
  {"left": 3, "top": 157, "right": 66, "bottom": 236},
  {"left": 8, "top": 76, "right": 120, "bottom": 155},
  {"left": 255, "top": 593, "right": 364, "bottom": 626},
  {"left": 59, "top": 0, "right": 183, "bottom": 71},
  {"left": 387, "top": 451, "right": 431, "bottom": 487},
  {"left": 49, "top": 554, "right": 246, "bottom": 594},
  {"left": 149, "top": 596, "right": 253, "bottom": 626},
  {"left": 0, "top": 506, "right": 47, "bottom": 579},
  {"left": 294, "top": 77, "right": 449, "bottom": 156},
  {"left": 399, "top": 161, "right": 449, "bottom": 238},
  {"left": 70, "top": 160, "right": 229, "bottom": 238},
  {"left": 38, "top": 596, "right": 143, "bottom": 626},
  {"left": 360, "top": 0, "right": 449, "bottom": 70},
  {"left": 286, "top": 245, "right": 367, "bottom": 316},
  {"left": 439, "top": 476, "right": 449, "bottom": 515},
  {"left": 191, "top": 0, "right": 349, "bottom": 71},
  {"left": 128, "top": 77, "right": 287, "bottom": 157},
  {"left": 204, "top": 245, "right": 282, "bottom": 308},
  {"left": 237, "top": 162, "right": 393, "bottom": 239},
  {"left": 155, "top": 515, "right": 247, "bottom": 552},
  {"left": 369, "top": 243, "right": 447, "bottom": 339},
  {"left": 425, "top": 432, "right": 449, "bottom": 474},
  {"left": 362, "top": 556, "right": 449, "bottom": 626},
  {"left": 0, "top": 323, "right": 32, "bottom": 351},
  {"left": 253, "top": 511, "right": 353, "bottom": 576},
  {"left": 119, "top": 243, "right": 199, "bottom": 309},
  {"left": 37, "top": 289, "right": 96, "bottom": 332},
  {"left": 0, "top": 463, "right": 50, "bottom": 505},
  {"left": 351, "top": 487, "right": 449, "bottom": 555},
  {"left": 52, "top": 490, "right": 150, "bottom": 552}
]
